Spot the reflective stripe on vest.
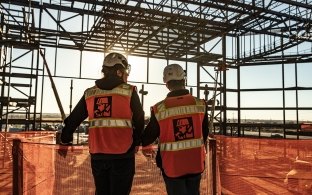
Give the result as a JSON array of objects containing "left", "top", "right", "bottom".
[
  {"left": 155, "top": 105, "right": 205, "bottom": 121},
  {"left": 160, "top": 138, "right": 204, "bottom": 151},
  {"left": 90, "top": 119, "right": 132, "bottom": 128},
  {"left": 85, "top": 86, "right": 132, "bottom": 98}
]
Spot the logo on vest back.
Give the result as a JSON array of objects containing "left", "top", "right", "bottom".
[
  {"left": 94, "top": 96, "right": 112, "bottom": 118},
  {"left": 173, "top": 117, "right": 194, "bottom": 141}
]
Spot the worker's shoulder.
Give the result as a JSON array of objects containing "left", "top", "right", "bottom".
[
  {"left": 192, "top": 96, "right": 206, "bottom": 104},
  {"left": 85, "top": 85, "right": 98, "bottom": 91},
  {"left": 120, "top": 83, "right": 134, "bottom": 88},
  {"left": 117, "top": 83, "right": 134, "bottom": 89},
  {"left": 153, "top": 99, "right": 165, "bottom": 108},
  {"left": 85, "top": 85, "right": 97, "bottom": 92},
  {"left": 118, "top": 83, "right": 138, "bottom": 93}
]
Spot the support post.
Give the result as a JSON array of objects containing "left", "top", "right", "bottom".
[
  {"left": 139, "top": 84, "right": 148, "bottom": 108},
  {"left": 209, "top": 138, "right": 217, "bottom": 195},
  {"left": 13, "top": 139, "right": 23, "bottom": 195}
]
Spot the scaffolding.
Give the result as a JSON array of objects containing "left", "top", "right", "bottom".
[{"left": 0, "top": 0, "right": 311, "bottom": 138}]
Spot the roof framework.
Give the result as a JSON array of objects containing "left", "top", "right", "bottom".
[
  {"left": 1, "top": 0, "right": 312, "bottom": 138},
  {"left": 1, "top": 0, "right": 310, "bottom": 61}
]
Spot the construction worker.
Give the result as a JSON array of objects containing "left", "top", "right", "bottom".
[
  {"left": 141, "top": 63, "right": 209, "bottom": 195},
  {"left": 60, "top": 52, "right": 145, "bottom": 195}
]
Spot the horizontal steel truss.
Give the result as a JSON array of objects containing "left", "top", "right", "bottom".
[{"left": 0, "top": 0, "right": 311, "bottom": 63}]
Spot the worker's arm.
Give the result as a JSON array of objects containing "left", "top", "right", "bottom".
[
  {"left": 130, "top": 87, "right": 145, "bottom": 147},
  {"left": 141, "top": 109, "right": 160, "bottom": 146},
  {"left": 202, "top": 102, "right": 210, "bottom": 148},
  {"left": 61, "top": 95, "right": 88, "bottom": 144}
]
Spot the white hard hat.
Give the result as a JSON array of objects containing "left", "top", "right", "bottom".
[
  {"left": 163, "top": 64, "right": 186, "bottom": 83},
  {"left": 103, "top": 52, "right": 128, "bottom": 68}
]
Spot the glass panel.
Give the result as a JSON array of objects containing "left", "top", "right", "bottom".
[
  {"left": 149, "top": 58, "right": 167, "bottom": 84},
  {"left": 143, "top": 84, "right": 168, "bottom": 116},
  {"left": 240, "top": 65, "right": 282, "bottom": 89},
  {"left": 186, "top": 62, "right": 197, "bottom": 87},
  {"left": 227, "top": 92, "right": 238, "bottom": 107},
  {"left": 298, "top": 63, "right": 312, "bottom": 87},
  {"left": 285, "top": 110, "right": 297, "bottom": 123},
  {"left": 241, "top": 91, "right": 282, "bottom": 107},
  {"left": 284, "top": 64, "right": 296, "bottom": 88},
  {"left": 298, "top": 91, "right": 312, "bottom": 107},
  {"left": 55, "top": 49, "right": 80, "bottom": 77},
  {"left": 128, "top": 56, "right": 147, "bottom": 82},
  {"left": 227, "top": 68, "right": 237, "bottom": 89},
  {"left": 81, "top": 51, "right": 103, "bottom": 79},
  {"left": 285, "top": 91, "right": 297, "bottom": 107}
]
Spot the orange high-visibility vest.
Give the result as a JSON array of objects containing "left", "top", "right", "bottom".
[
  {"left": 153, "top": 94, "right": 206, "bottom": 177},
  {"left": 85, "top": 84, "right": 133, "bottom": 154}
]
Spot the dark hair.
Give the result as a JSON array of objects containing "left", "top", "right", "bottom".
[
  {"left": 166, "top": 79, "right": 185, "bottom": 90},
  {"left": 102, "top": 64, "right": 126, "bottom": 77}
]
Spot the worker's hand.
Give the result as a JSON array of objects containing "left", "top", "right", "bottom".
[
  {"left": 58, "top": 142, "right": 72, "bottom": 158},
  {"left": 208, "top": 133, "right": 215, "bottom": 138},
  {"left": 142, "top": 145, "right": 156, "bottom": 158},
  {"left": 135, "top": 146, "right": 140, "bottom": 153},
  {"left": 60, "top": 132, "right": 73, "bottom": 144}
]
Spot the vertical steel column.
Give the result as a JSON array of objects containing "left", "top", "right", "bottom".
[
  {"left": 28, "top": 46, "right": 35, "bottom": 131},
  {"left": 281, "top": 36, "right": 286, "bottom": 138},
  {"left": 295, "top": 62, "right": 299, "bottom": 139},
  {"left": 79, "top": 50, "right": 82, "bottom": 78},
  {"left": 5, "top": 46, "right": 13, "bottom": 132},
  {"left": 196, "top": 62, "right": 200, "bottom": 98},
  {"left": 222, "top": 36, "right": 227, "bottom": 135},
  {"left": 237, "top": 35, "right": 241, "bottom": 137},
  {"left": 0, "top": 46, "right": 7, "bottom": 131},
  {"left": 39, "top": 48, "right": 45, "bottom": 131},
  {"left": 70, "top": 79, "right": 73, "bottom": 113},
  {"left": 35, "top": 5, "right": 44, "bottom": 130}
]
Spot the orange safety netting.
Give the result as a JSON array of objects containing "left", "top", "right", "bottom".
[
  {"left": 2, "top": 132, "right": 311, "bottom": 194},
  {"left": 0, "top": 132, "right": 215, "bottom": 195},
  {"left": 217, "top": 136, "right": 312, "bottom": 195}
]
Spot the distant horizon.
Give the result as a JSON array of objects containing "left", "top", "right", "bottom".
[{"left": 8, "top": 113, "right": 312, "bottom": 124}]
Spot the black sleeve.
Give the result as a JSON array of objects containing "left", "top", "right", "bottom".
[
  {"left": 61, "top": 95, "right": 88, "bottom": 143},
  {"left": 141, "top": 109, "right": 160, "bottom": 146},
  {"left": 130, "top": 87, "right": 145, "bottom": 146},
  {"left": 202, "top": 103, "right": 209, "bottom": 144}
]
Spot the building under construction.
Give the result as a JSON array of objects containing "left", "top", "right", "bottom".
[
  {"left": 1, "top": 0, "right": 312, "bottom": 136},
  {"left": 0, "top": 1, "right": 312, "bottom": 194},
  {"left": 1, "top": 0, "right": 312, "bottom": 138}
]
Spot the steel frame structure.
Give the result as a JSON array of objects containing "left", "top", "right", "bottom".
[{"left": 0, "top": 0, "right": 312, "bottom": 138}]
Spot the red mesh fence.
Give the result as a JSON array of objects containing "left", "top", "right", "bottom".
[
  {"left": 4, "top": 132, "right": 311, "bottom": 194},
  {"left": 0, "top": 132, "right": 215, "bottom": 195},
  {"left": 217, "top": 136, "right": 312, "bottom": 195},
  {"left": 0, "top": 131, "right": 57, "bottom": 195}
]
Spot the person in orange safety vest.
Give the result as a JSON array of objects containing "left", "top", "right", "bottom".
[
  {"left": 141, "top": 64, "right": 210, "bottom": 195},
  {"left": 60, "top": 52, "right": 145, "bottom": 195}
]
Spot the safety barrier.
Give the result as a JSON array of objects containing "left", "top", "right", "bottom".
[
  {"left": 1, "top": 132, "right": 219, "bottom": 195},
  {"left": 3, "top": 132, "right": 311, "bottom": 194},
  {"left": 217, "top": 136, "right": 312, "bottom": 194},
  {"left": 0, "top": 132, "right": 312, "bottom": 195}
]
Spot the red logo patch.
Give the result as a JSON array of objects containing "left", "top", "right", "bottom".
[
  {"left": 173, "top": 117, "right": 194, "bottom": 141},
  {"left": 94, "top": 96, "right": 112, "bottom": 118}
]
